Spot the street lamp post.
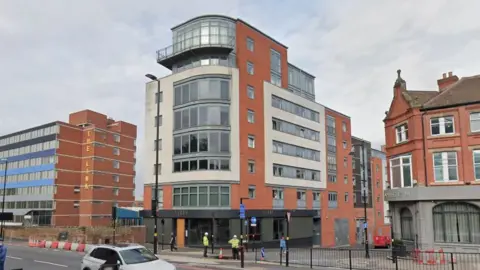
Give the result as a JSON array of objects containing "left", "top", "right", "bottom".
[
  {"left": 0, "top": 158, "right": 8, "bottom": 238},
  {"left": 239, "top": 197, "right": 249, "bottom": 268},
  {"left": 145, "top": 74, "right": 161, "bottom": 254},
  {"left": 350, "top": 144, "right": 370, "bottom": 259}
]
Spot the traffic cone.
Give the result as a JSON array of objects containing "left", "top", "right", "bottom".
[{"left": 219, "top": 248, "right": 223, "bottom": 259}]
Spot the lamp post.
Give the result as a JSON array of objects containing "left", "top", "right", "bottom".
[
  {"left": 350, "top": 143, "right": 370, "bottom": 259},
  {"left": 239, "top": 197, "right": 249, "bottom": 268},
  {"left": 0, "top": 158, "right": 8, "bottom": 238},
  {"left": 386, "top": 211, "right": 395, "bottom": 263},
  {"left": 145, "top": 74, "right": 161, "bottom": 254}
]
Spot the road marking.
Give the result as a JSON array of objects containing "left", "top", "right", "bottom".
[
  {"left": 7, "top": 256, "right": 22, "bottom": 260},
  {"left": 34, "top": 260, "right": 68, "bottom": 268}
]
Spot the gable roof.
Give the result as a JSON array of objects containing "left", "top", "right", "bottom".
[
  {"left": 423, "top": 75, "right": 480, "bottom": 109},
  {"left": 402, "top": 90, "right": 439, "bottom": 108}
]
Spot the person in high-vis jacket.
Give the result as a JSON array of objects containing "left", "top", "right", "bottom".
[
  {"left": 203, "top": 232, "right": 209, "bottom": 257},
  {"left": 228, "top": 235, "right": 240, "bottom": 260}
]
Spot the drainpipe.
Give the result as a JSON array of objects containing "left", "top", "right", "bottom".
[{"left": 421, "top": 112, "right": 429, "bottom": 187}]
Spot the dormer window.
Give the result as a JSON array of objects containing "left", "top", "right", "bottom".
[{"left": 396, "top": 124, "right": 408, "bottom": 143}]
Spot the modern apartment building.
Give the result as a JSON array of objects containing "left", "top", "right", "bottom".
[
  {"left": 0, "top": 110, "right": 136, "bottom": 227},
  {"left": 384, "top": 70, "right": 480, "bottom": 252},
  {"left": 142, "top": 15, "right": 353, "bottom": 248}
]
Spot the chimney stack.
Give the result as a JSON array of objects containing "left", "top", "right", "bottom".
[{"left": 437, "top": 71, "right": 459, "bottom": 92}]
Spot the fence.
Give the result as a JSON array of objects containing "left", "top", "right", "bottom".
[{"left": 254, "top": 247, "right": 480, "bottom": 270}]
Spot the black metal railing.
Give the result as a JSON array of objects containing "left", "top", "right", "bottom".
[{"left": 254, "top": 247, "right": 480, "bottom": 270}]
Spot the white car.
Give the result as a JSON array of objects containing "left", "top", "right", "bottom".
[{"left": 81, "top": 244, "right": 176, "bottom": 270}]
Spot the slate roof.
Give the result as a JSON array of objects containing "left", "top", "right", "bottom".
[
  {"left": 423, "top": 75, "right": 480, "bottom": 109},
  {"left": 402, "top": 90, "right": 439, "bottom": 108}
]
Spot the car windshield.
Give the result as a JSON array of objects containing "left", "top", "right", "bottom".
[{"left": 119, "top": 247, "right": 159, "bottom": 265}]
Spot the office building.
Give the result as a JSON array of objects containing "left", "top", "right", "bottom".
[
  {"left": 0, "top": 110, "right": 137, "bottom": 226},
  {"left": 384, "top": 70, "right": 480, "bottom": 252},
  {"left": 142, "top": 14, "right": 355, "bottom": 248}
]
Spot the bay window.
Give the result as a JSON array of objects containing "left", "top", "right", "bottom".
[
  {"left": 395, "top": 124, "right": 408, "bottom": 143},
  {"left": 433, "top": 152, "right": 458, "bottom": 182},
  {"left": 431, "top": 116, "right": 454, "bottom": 135},
  {"left": 389, "top": 155, "right": 412, "bottom": 188}
]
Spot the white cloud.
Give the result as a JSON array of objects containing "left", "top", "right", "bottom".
[{"left": 1, "top": 0, "right": 480, "bottom": 197}]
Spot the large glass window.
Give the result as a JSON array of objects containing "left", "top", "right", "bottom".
[
  {"left": 470, "top": 112, "right": 480, "bottom": 132},
  {"left": 272, "top": 141, "right": 320, "bottom": 161},
  {"left": 271, "top": 95, "right": 319, "bottom": 122},
  {"left": 431, "top": 116, "right": 454, "bottom": 135},
  {"left": 173, "top": 158, "right": 229, "bottom": 173},
  {"left": 287, "top": 64, "right": 315, "bottom": 100},
  {"left": 433, "top": 203, "right": 480, "bottom": 244},
  {"left": 174, "top": 131, "right": 229, "bottom": 155},
  {"left": 400, "top": 208, "right": 414, "bottom": 241},
  {"left": 174, "top": 78, "right": 230, "bottom": 106},
  {"left": 273, "top": 164, "right": 320, "bottom": 181},
  {"left": 272, "top": 118, "right": 320, "bottom": 141},
  {"left": 172, "top": 185, "right": 230, "bottom": 207},
  {"left": 389, "top": 155, "right": 412, "bottom": 188},
  {"left": 270, "top": 49, "right": 282, "bottom": 87},
  {"left": 174, "top": 105, "right": 229, "bottom": 130},
  {"left": 433, "top": 152, "right": 458, "bottom": 182}
]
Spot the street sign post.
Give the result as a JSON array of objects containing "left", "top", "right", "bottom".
[{"left": 239, "top": 204, "right": 245, "bottom": 219}]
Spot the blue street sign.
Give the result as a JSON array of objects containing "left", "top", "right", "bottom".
[
  {"left": 239, "top": 204, "right": 245, "bottom": 219},
  {"left": 250, "top": 216, "right": 257, "bottom": 225}
]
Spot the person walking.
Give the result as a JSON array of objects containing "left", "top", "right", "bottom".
[
  {"left": 170, "top": 232, "right": 178, "bottom": 252},
  {"left": 0, "top": 237, "right": 6, "bottom": 270},
  {"left": 202, "top": 232, "right": 209, "bottom": 258},
  {"left": 280, "top": 235, "right": 286, "bottom": 254},
  {"left": 228, "top": 235, "right": 240, "bottom": 260}
]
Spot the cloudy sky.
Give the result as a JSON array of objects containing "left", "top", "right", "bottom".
[{"left": 1, "top": 0, "right": 479, "bottom": 198}]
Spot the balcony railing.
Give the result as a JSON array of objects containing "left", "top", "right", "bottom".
[
  {"left": 297, "top": 200, "right": 306, "bottom": 209},
  {"left": 328, "top": 200, "right": 338, "bottom": 209},
  {"left": 156, "top": 34, "right": 235, "bottom": 64},
  {"left": 313, "top": 200, "right": 321, "bottom": 209},
  {"left": 273, "top": 199, "right": 284, "bottom": 209}
]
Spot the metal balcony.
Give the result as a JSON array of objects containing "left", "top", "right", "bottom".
[
  {"left": 297, "top": 200, "right": 306, "bottom": 209},
  {"left": 313, "top": 200, "right": 321, "bottom": 209},
  {"left": 156, "top": 34, "right": 235, "bottom": 70},
  {"left": 273, "top": 199, "right": 284, "bottom": 209}
]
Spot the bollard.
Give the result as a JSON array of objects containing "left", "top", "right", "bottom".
[
  {"left": 349, "top": 250, "right": 352, "bottom": 270},
  {"left": 280, "top": 248, "right": 283, "bottom": 265},
  {"left": 310, "top": 248, "right": 313, "bottom": 269}
]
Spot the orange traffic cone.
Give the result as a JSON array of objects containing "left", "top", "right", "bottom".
[{"left": 219, "top": 248, "right": 223, "bottom": 259}]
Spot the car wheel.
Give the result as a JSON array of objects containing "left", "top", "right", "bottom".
[{"left": 83, "top": 268, "right": 91, "bottom": 270}]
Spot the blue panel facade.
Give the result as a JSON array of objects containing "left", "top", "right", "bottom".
[
  {"left": 1, "top": 179, "right": 54, "bottom": 189},
  {"left": 3, "top": 149, "right": 56, "bottom": 162},
  {"left": 1, "top": 163, "right": 55, "bottom": 176}
]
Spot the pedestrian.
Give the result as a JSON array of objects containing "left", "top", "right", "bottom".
[
  {"left": 228, "top": 235, "right": 240, "bottom": 260},
  {"left": 0, "top": 237, "right": 6, "bottom": 270},
  {"left": 280, "top": 235, "right": 286, "bottom": 254},
  {"left": 170, "top": 232, "right": 178, "bottom": 251},
  {"left": 202, "top": 232, "right": 209, "bottom": 258}
]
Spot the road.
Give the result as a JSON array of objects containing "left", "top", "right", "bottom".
[{"left": 4, "top": 244, "right": 237, "bottom": 270}]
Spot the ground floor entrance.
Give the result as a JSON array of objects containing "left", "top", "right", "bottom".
[{"left": 141, "top": 208, "right": 316, "bottom": 248}]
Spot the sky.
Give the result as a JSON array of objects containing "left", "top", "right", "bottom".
[{"left": 1, "top": 0, "right": 480, "bottom": 198}]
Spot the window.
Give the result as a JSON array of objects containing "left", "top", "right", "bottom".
[
  {"left": 270, "top": 49, "right": 282, "bottom": 87},
  {"left": 248, "top": 160, "right": 255, "bottom": 173},
  {"left": 327, "top": 154, "right": 337, "bottom": 171},
  {"left": 272, "top": 95, "right": 320, "bottom": 122},
  {"left": 344, "top": 157, "right": 348, "bottom": 168},
  {"left": 297, "top": 191, "right": 306, "bottom": 201},
  {"left": 376, "top": 181, "right": 380, "bottom": 188},
  {"left": 273, "top": 164, "right": 320, "bottom": 181},
  {"left": 113, "top": 160, "right": 120, "bottom": 169},
  {"left": 247, "top": 110, "right": 255, "bottom": 123},
  {"left": 272, "top": 189, "right": 284, "bottom": 199},
  {"left": 433, "top": 152, "right": 458, "bottom": 182},
  {"left": 174, "top": 77, "right": 230, "bottom": 106},
  {"left": 395, "top": 124, "right": 408, "bottom": 143},
  {"left": 247, "top": 85, "right": 255, "bottom": 99},
  {"left": 328, "top": 174, "right": 336, "bottom": 183},
  {"left": 344, "top": 192, "right": 349, "bottom": 202},
  {"left": 470, "top": 112, "right": 480, "bottom": 132},
  {"left": 174, "top": 105, "right": 230, "bottom": 130},
  {"left": 328, "top": 192, "right": 338, "bottom": 208},
  {"left": 326, "top": 116, "right": 336, "bottom": 135},
  {"left": 272, "top": 118, "right": 320, "bottom": 141},
  {"left": 473, "top": 150, "right": 480, "bottom": 180},
  {"left": 389, "top": 155, "right": 412, "bottom": 188},
  {"left": 272, "top": 141, "right": 321, "bottom": 161},
  {"left": 246, "top": 37, "right": 254, "bottom": 51},
  {"left": 154, "top": 139, "right": 162, "bottom": 151},
  {"left": 155, "top": 92, "right": 163, "bottom": 103},
  {"left": 344, "top": 175, "right": 348, "bottom": 184},
  {"left": 431, "top": 116, "right": 454, "bottom": 135},
  {"left": 376, "top": 196, "right": 380, "bottom": 202},
  {"left": 247, "top": 62, "right": 254, "bottom": 75},
  {"left": 433, "top": 203, "right": 480, "bottom": 244},
  {"left": 342, "top": 122, "right": 347, "bottom": 132},
  {"left": 248, "top": 135, "right": 255, "bottom": 148},
  {"left": 155, "top": 115, "right": 163, "bottom": 127},
  {"left": 173, "top": 131, "right": 230, "bottom": 155},
  {"left": 343, "top": 141, "right": 347, "bottom": 149},
  {"left": 172, "top": 185, "right": 230, "bottom": 207},
  {"left": 400, "top": 208, "right": 414, "bottom": 240},
  {"left": 173, "top": 158, "right": 229, "bottom": 173},
  {"left": 273, "top": 218, "right": 284, "bottom": 240},
  {"left": 113, "top": 175, "right": 119, "bottom": 183},
  {"left": 113, "top": 147, "right": 120, "bottom": 156},
  {"left": 113, "top": 134, "right": 120, "bottom": 143},
  {"left": 113, "top": 188, "right": 119, "bottom": 196},
  {"left": 248, "top": 185, "right": 256, "bottom": 199}
]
